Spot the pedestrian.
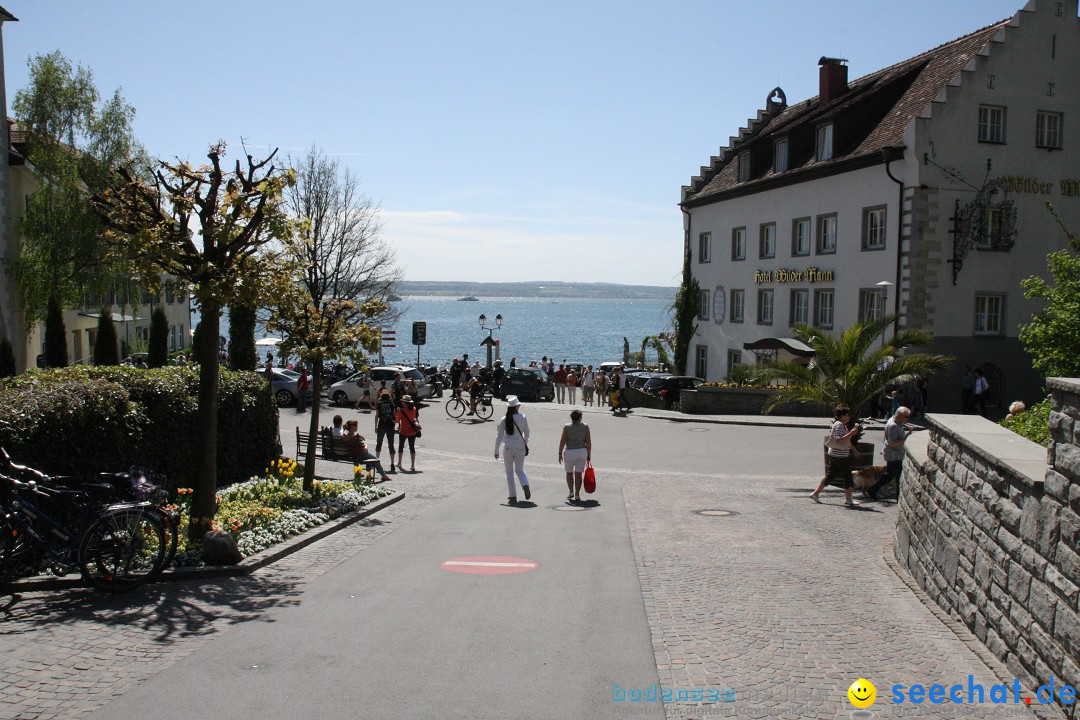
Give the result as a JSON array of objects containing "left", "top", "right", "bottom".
[
  {"left": 396, "top": 395, "right": 421, "bottom": 472},
  {"left": 450, "top": 358, "right": 463, "bottom": 391},
  {"left": 296, "top": 368, "right": 310, "bottom": 413},
  {"left": 960, "top": 366, "right": 975, "bottom": 413},
  {"left": 373, "top": 388, "right": 397, "bottom": 471},
  {"left": 809, "top": 406, "right": 861, "bottom": 507},
  {"left": 973, "top": 368, "right": 990, "bottom": 417},
  {"left": 868, "top": 406, "right": 912, "bottom": 500},
  {"left": 494, "top": 396, "right": 531, "bottom": 504},
  {"left": 509, "top": 356, "right": 517, "bottom": 368},
  {"left": 493, "top": 360, "right": 505, "bottom": 396},
  {"left": 392, "top": 372, "right": 406, "bottom": 407},
  {"left": 581, "top": 365, "right": 596, "bottom": 406},
  {"left": 596, "top": 370, "right": 607, "bottom": 406},
  {"left": 558, "top": 409, "right": 592, "bottom": 503},
  {"left": 566, "top": 367, "right": 578, "bottom": 405},
  {"left": 889, "top": 389, "right": 902, "bottom": 416},
  {"left": 554, "top": 364, "right": 568, "bottom": 403}
]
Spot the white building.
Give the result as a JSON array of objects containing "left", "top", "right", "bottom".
[{"left": 681, "top": 0, "right": 1080, "bottom": 412}]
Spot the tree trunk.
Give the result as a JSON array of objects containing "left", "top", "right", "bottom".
[
  {"left": 303, "top": 352, "right": 324, "bottom": 492},
  {"left": 189, "top": 298, "right": 221, "bottom": 542}
]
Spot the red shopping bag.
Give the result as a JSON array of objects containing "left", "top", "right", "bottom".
[{"left": 583, "top": 462, "right": 596, "bottom": 494}]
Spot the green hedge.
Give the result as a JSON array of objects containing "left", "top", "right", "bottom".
[{"left": 0, "top": 366, "right": 279, "bottom": 487}]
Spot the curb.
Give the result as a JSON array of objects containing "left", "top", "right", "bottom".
[{"left": 7, "top": 489, "right": 405, "bottom": 592}]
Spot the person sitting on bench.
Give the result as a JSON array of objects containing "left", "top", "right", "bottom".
[{"left": 345, "top": 419, "right": 393, "bottom": 483}]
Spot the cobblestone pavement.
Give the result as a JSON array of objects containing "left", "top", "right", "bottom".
[
  {"left": 618, "top": 466, "right": 1047, "bottom": 720},
  {"left": 0, "top": 407, "right": 1049, "bottom": 720}
]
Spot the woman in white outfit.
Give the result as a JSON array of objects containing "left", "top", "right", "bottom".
[
  {"left": 558, "top": 409, "right": 592, "bottom": 503},
  {"left": 494, "top": 396, "right": 531, "bottom": 504}
]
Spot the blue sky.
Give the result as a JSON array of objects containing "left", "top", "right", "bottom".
[{"left": 2, "top": 1, "right": 1022, "bottom": 286}]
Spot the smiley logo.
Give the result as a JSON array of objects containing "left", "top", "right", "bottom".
[{"left": 848, "top": 678, "right": 876, "bottom": 709}]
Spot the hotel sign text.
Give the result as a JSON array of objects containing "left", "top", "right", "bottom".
[
  {"left": 1001, "top": 176, "right": 1080, "bottom": 197},
  {"left": 754, "top": 268, "right": 834, "bottom": 285}
]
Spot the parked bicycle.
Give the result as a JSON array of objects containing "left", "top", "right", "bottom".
[
  {"left": 445, "top": 384, "right": 494, "bottom": 420},
  {"left": 1, "top": 449, "right": 172, "bottom": 592}
]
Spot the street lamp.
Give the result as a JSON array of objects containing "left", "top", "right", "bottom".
[
  {"left": 479, "top": 313, "right": 503, "bottom": 369},
  {"left": 876, "top": 280, "right": 895, "bottom": 347}
]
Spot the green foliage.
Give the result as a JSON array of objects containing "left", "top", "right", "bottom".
[
  {"left": 11, "top": 51, "right": 144, "bottom": 327},
  {"left": 44, "top": 296, "right": 68, "bottom": 368},
  {"left": 1000, "top": 398, "right": 1051, "bottom": 447},
  {"left": 1019, "top": 205, "right": 1080, "bottom": 380},
  {"left": 93, "top": 307, "right": 119, "bottom": 365},
  {"left": 671, "top": 249, "right": 700, "bottom": 375},
  {"left": 726, "top": 363, "right": 763, "bottom": 387},
  {"left": 0, "top": 337, "right": 15, "bottom": 377},
  {"left": 755, "top": 315, "right": 954, "bottom": 414},
  {"left": 0, "top": 366, "right": 278, "bottom": 488},
  {"left": 228, "top": 302, "right": 257, "bottom": 372},
  {"left": 148, "top": 307, "right": 168, "bottom": 368}
]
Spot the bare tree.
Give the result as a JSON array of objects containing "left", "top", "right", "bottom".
[{"left": 268, "top": 147, "right": 402, "bottom": 488}]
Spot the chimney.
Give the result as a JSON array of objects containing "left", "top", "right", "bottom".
[{"left": 818, "top": 57, "right": 848, "bottom": 105}]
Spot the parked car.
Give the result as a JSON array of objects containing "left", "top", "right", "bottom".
[
  {"left": 642, "top": 375, "right": 704, "bottom": 410},
  {"left": 627, "top": 371, "right": 666, "bottom": 389},
  {"left": 327, "top": 365, "right": 430, "bottom": 405},
  {"left": 599, "top": 362, "right": 623, "bottom": 377},
  {"left": 269, "top": 368, "right": 315, "bottom": 407},
  {"left": 498, "top": 367, "right": 555, "bottom": 402}
]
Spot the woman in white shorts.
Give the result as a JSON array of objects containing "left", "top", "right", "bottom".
[{"left": 558, "top": 409, "right": 592, "bottom": 503}]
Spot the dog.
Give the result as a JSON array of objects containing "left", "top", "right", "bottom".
[{"left": 852, "top": 465, "right": 889, "bottom": 494}]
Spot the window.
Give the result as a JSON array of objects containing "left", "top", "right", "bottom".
[
  {"left": 978, "top": 105, "right": 1006, "bottom": 143},
  {"left": 141, "top": 287, "right": 152, "bottom": 305},
  {"left": 1036, "top": 111, "right": 1063, "bottom": 149},
  {"left": 976, "top": 206, "right": 1004, "bottom": 249},
  {"left": 695, "top": 345, "right": 708, "bottom": 380},
  {"left": 165, "top": 281, "right": 175, "bottom": 304},
  {"left": 757, "top": 289, "right": 774, "bottom": 325},
  {"left": 858, "top": 289, "right": 885, "bottom": 323},
  {"left": 730, "top": 289, "right": 745, "bottom": 323},
  {"left": 727, "top": 350, "right": 742, "bottom": 377},
  {"left": 732, "top": 227, "right": 746, "bottom": 261},
  {"left": 789, "top": 289, "right": 809, "bottom": 326},
  {"left": 774, "top": 138, "right": 789, "bottom": 173},
  {"left": 737, "top": 151, "right": 751, "bottom": 182},
  {"left": 759, "top": 223, "right": 776, "bottom": 259},
  {"left": 862, "top": 206, "right": 887, "bottom": 250},
  {"left": 814, "top": 289, "right": 835, "bottom": 329},
  {"left": 698, "top": 232, "right": 711, "bottom": 263},
  {"left": 168, "top": 326, "right": 176, "bottom": 352},
  {"left": 816, "top": 214, "right": 837, "bottom": 254},
  {"left": 792, "top": 218, "right": 811, "bottom": 257},
  {"left": 698, "top": 289, "right": 710, "bottom": 321},
  {"left": 816, "top": 124, "right": 834, "bottom": 161},
  {"left": 975, "top": 294, "right": 1005, "bottom": 335}
]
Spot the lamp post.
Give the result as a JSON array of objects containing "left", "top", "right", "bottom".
[
  {"left": 478, "top": 313, "right": 503, "bottom": 369},
  {"left": 875, "top": 280, "right": 895, "bottom": 347}
]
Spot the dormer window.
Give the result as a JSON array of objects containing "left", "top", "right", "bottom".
[
  {"left": 737, "top": 151, "right": 751, "bottom": 182},
  {"left": 815, "top": 124, "right": 833, "bottom": 161},
  {"left": 774, "top": 138, "right": 789, "bottom": 172}
]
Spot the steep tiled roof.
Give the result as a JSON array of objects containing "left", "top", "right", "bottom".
[{"left": 682, "top": 17, "right": 1013, "bottom": 206}]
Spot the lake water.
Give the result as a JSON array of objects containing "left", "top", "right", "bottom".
[{"left": 376, "top": 296, "right": 673, "bottom": 368}]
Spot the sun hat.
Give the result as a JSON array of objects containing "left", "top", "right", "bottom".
[
  {"left": 379, "top": 388, "right": 391, "bottom": 398},
  {"left": 402, "top": 395, "right": 413, "bottom": 404},
  {"left": 506, "top": 395, "right": 521, "bottom": 407}
]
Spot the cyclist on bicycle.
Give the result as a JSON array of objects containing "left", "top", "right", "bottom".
[{"left": 465, "top": 374, "right": 485, "bottom": 415}]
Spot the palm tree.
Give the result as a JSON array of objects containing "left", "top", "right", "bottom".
[{"left": 755, "top": 315, "right": 953, "bottom": 415}]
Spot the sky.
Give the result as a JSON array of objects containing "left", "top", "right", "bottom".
[{"left": 1, "top": 0, "right": 1025, "bottom": 287}]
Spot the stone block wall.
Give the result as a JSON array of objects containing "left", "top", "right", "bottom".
[{"left": 895, "top": 378, "right": 1080, "bottom": 719}]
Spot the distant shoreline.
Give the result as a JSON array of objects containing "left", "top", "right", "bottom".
[{"left": 397, "top": 280, "right": 676, "bottom": 301}]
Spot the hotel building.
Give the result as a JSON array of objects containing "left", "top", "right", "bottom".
[{"left": 681, "top": 0, "right": 1080, "bottom": 412}]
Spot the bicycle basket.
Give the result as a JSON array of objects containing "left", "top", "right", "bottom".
[
  {"left": 128, "top": 466, "right": 168, "bottom": 504},
  {"left": 482, "top": 392, "right": 493, "bottom": 407}
]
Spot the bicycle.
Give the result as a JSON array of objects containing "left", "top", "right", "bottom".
[
  {"left": 1, "top": 466, "right": 169, "bottom": 592},
  {"left": 445, "top": 385, "right": 494, "bottom": 420}
]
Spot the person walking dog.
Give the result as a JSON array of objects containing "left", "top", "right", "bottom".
[
  {"left": 494, "top": 396, "right": 531, "bottom": 504},
  {"left": 809, "top": 406, "right": 861, "bottom": 507}
]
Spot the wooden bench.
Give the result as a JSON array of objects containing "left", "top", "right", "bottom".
[{"left": 296, "top": 428, "right": 381, "bottom": 476}]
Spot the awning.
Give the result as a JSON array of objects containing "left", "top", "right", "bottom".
[
  {"left": 78, "top": 311, "right": 142, "bottom": 323},
  {"left": 742, "top": 337, "right": 815, "bottom": 357}
]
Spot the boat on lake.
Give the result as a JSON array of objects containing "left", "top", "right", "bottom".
[{"left": 457, "top": 296, "right": 480, "bottom": 301}]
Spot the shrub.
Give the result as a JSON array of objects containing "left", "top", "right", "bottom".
[
  {"left": 94, "top": 308, "right": 120, "bottom": 365},
  {"left": 148, "top": 307, "right": 169, "bottom": 368},
  {"left": 0, "top": 365, "right": 278, "bottom": 487},
  {"left": 0, "top": 337, "right": 15, "bottom": 377},
  {"left": 1000, "top": 397, "right": 1051, "bottom": 447},
  {"left": 45, "top": 296, "right": 68, "bottom": 368}
]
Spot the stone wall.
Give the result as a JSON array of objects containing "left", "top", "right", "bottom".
[
  {"left": 895, "top": 378, "right": 1080, "bottom": 719},
  {"left": 681, "top": 387, "right": 830, "bottom": 416}
]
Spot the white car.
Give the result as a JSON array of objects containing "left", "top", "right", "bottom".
[{"left": 327, "top": 365, "right": 430, "bottom": 405}]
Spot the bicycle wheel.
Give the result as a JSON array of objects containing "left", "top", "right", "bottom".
[
  {"left": 475, "top": 400, "right": 494, "bottom": 420},
  {"left": 78, "top": 508, "right": 167, "bottom": 592},
  {"left": 445, "top": 397, "right": 465, "bottom": 419},
  {"left": 0, "top": 518, "right": 30, "bottom": 586}
]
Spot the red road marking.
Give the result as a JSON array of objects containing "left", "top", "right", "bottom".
[{"left": 440, "top": 555, "right": 540, "bottom": 575}]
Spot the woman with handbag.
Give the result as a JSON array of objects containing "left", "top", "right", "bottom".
[
  {"left": 395, "top": 395, "right": 421, "bottom": 473},
  {"left": 809, "top": 406, "right": 861, "bottom": 507},
  {"left": 494, "top": 396, "right": 531, "bottom": 504},
  {"left": 558, "top": 409, "right": 591, "bottom": 503}
]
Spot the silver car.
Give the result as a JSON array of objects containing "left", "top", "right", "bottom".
[
  {"left": 327, "top": 365, "right": 430, "bottom": 405},
  {"left": 269, "top": 368, "right": 315, "bottom": 407}
]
